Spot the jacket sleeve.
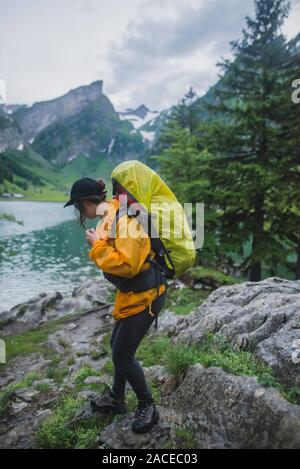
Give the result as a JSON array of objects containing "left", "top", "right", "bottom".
[{"left": 88, "top": 216, "right": 151, "bottom": 278}]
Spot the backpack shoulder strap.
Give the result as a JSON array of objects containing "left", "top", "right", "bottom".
[{"left": 111, "top": 205, "right": 175, "bottom": 279}]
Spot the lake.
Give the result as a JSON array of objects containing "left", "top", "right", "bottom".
[{"left": 0, "top": 201, "right": 103, "bottom": 313}]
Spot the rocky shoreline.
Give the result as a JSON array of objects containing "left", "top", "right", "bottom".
[{"left": 0, "top": 276, "right": 299, "bottom": 449}]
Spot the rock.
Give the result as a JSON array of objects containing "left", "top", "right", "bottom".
[
  {"left": 143, "top": 365, "right": 173, "bottom": 390},
  {"left": 33, "top": 409, "right": 53, "bottom": 429},
  {"left": 172, "top": 277, "right": 300, "bottom": 387},
  {"left": 69, "top": 401, "right": 101, "bottom": 425},
  {"left": 14, "top": 389, "right": 39, "bottom": 402},
  {"left": 69, "top": 356, "right": 110, "bottom": 379},
  {"left": 150, "top": 310, "right": 183, "bottom": 335},
  {"left": 72, "top": 278, "right": 110, "bottom": 303},
  {"left": 162, "top": 364, "right": 300, "bottom": 449},
  {"left": 0, "top": 278, "right": 112, "bottom": 333},
  {"left": 11, "top": 402, "right": 29, "bottom": 415},
  {"left": 95, "top": 333, "right": 107, "bottom": 344},
  {"left": 1, "top": 276, "right": 300, "bottom": 449},
  {"left": 83, "top": 376, "right": 102, "bottom": 385},
  {"left": 66, "top": 323, "right": 78, "bottom": 331},
  {"left": 0, "top": 355, "right": 52, "bottom": 389},
  {"left": 77, "top": 390, "right": 98, "bottom": 400},
  {"left": 45, "top": 332, "right": 68, "bottom": 354},
  {"left": 99, "top": 406, "right": 182, "bottom": 449},
  {"left": 34, "top": 379, "right": 56, "bottom": 387},
  {"left": 0, "top": 81, "right": 104, "bottom": 155}
]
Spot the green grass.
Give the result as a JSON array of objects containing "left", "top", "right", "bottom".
[
  {"left": 164, "top": 333, "right": 300, "bottom": 405},
  {"left": 74, "top": 365, "right": 102, "bottom": 386},
  {"left": 0, "top": 390, "right": 15, "bottom": 418},
  {"left": 35, "top": 383, "right": 51, "bottom": 393},
  {"left": 0, "top": 312, "right": 87, "bottom": 366},
  {"left": 187, "top": 266, "right": 240, "bottom": 286},
  {"left": 0, "top": 322, "right": 61, "bottom": 364},
  {"left": 165, "top": 285, "right": 209, "bottom": 315},
  {"left": 90, "top": 350, "right": 105, "bottom": 361},
  {"left": 67, "top": 356, "right": 75, "bottom": 366},
  {"left": 135, "top": 334, "right": 171, "bottom": 367},
  {"left": 73, "top": 365, "right": 109, "bottom": 393},
  {"left": 280, "top": 386, "right": 300, "bottom": 406},
  {"left": 0, "top": 371, "right": 42, "bottom": 417},
  {"left": 101, "top": 360, "right": 114, "bottom": 374},
  {"left": 162, "top": 426, "right": 198, "bottom": 449},
  {"left": 164, "top": 333, "right": 274, "bottom": 383},
  {"left": 100, "top": 329, "right": 294, "bottom": 408},
  {"left": 34, "top": 395, "right": 112, "bottom": 449},
  {"left": 0, "top": 179, "right": 68, "bottom": 203},
  {"left": 16, "top": 188, "right": 68, "bottom": 202},
  {"left": 45, "top": 366, "right": 68, "bottom": 384}
]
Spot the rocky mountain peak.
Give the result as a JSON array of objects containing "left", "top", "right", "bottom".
[
  {"left": 17, "top": 80, "right": 104, "bottom": 140},
  {"left": 0, "top": 80, "right": 105, "bottom": 153}
]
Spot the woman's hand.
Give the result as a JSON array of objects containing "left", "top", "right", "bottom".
[{"left": 85, "top": 228, "right": 101, "bottom": 246}]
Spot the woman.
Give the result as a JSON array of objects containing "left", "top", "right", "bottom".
[{"left": 63, "top": 176, "right": 167, "bottom": 434}]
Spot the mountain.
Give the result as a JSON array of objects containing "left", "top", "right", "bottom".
[
  {"left": 138, "top": 108, "right": 173, "bottom": 147},
  {"left": 118, "top": 104, "right": 160, "bottom": 144},
  {"left": 0, "top": 81, "right": 152, "bottom": 199},
  {"left": 138, "top": 79, "right": 226, "bottom": 154},
  {"left": 0, "top": 78, "right": 208, "bottom": 200},
  {"left": 0, "top": 81, "right": 146, "bottom": 164},
  {"left": 0, "top": 82, "right": 105, "bottom": 152}
]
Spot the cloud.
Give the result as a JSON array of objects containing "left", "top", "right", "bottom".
[
  {"left": 0, "top": 0, "right": 299, "bottom": 110},
  {"left": 106, "top": 0, "right": 299, "bottom": 111},
  {"left": 106, "top": 0, "right": 255, "bottom": 110}
]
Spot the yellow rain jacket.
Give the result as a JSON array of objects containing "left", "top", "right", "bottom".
[{"left": 88, "top": 198, "right": 167, "bottom": 321}]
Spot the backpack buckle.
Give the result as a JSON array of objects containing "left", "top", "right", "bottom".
[{"left": 148, "top": 304, "right": 154, "bottom": 317}]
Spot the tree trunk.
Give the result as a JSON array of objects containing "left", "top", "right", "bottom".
[
  {"left": 249, "top": 260, "right": 261, "bottom": 281},
  {"left": 249, "top": 194, "right": 264, "bottom": 282}
]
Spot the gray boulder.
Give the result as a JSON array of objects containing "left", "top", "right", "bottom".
[
  {"left": 162, "top": 364, "right": 300, "bottom": 449},
  {"left": 172, "top": 277, "right": 300, "bottom": 386},
  {"left": 0, "top": 278, "right": 112, "bottom": 332},
  {"left": 99, "top": 406, "right": 182, "bottom": 449}
]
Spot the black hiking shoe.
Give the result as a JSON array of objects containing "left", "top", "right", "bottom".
[
  {"left": 131, "top": 397, "right": 159, "bottom": 434},
  {"left": 90, "top": 386, "right": 127, "bottom": 415}
]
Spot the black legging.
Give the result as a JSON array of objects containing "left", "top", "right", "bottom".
[{"left": 110, "top": 290, "right": 167, "bottom": 402}]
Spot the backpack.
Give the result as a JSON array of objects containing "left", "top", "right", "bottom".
[{"left": 111, "top": 160, "right": 196, "bottom": 279}]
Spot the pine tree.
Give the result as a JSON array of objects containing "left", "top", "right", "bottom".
[
  {"left": 154, "top": 126, "right": 223, "bottom": 267},
  {"left": 202, "top": 0, "right": 295, "bottom": 281},
  {"left": 153, "top": 87, "right": 200, "bottom": 155},
  {"left": 268, "top": 34, "right": 300, "bottom": 278}
]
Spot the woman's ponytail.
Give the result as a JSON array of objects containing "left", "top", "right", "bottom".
[{"left": 96, "top": 178, "right": 107, "bottom": 201}]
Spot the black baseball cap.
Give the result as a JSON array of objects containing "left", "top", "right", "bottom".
[{"left": 63, "top": 177, "right": 106, "bottom": 208}]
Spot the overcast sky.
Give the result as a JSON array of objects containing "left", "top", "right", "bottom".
[{"left": 0, "top": 0, "right": 299, "bottom": 111}]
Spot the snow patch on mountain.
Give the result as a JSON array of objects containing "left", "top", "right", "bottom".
[
  {"left": 117, "top": 104, "right": 159, "bottom": 141},
  {"left": 140, "top": 130, "right": 155, "bottom": 142},
  {"left": 107, "top": 138, "right": 115, "bottom": 155}
]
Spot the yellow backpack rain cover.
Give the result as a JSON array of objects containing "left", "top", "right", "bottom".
[{"left": 111, "top": 160, "right": 196, "bottom": 278}]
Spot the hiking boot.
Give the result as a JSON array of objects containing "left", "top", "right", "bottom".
[
  {"left": 90, "top": 387, "right": 127, "bottom": 415},
  {"left": 131, "top": 397, "right": 159, "bottom": 434}
]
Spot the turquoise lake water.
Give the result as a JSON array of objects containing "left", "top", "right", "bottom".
[{"left": 0, "top": 201, "right": 103, "bottom": 312}]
